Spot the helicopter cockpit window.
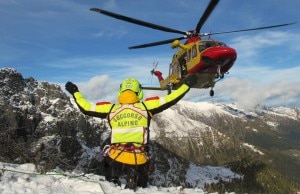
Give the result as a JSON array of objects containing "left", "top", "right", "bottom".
[
  {"left": 199, "top": 42, "right": 207, "bottom": 52},
  {"left": 170, "top": 62, "right": 179, "bottom": 75},
  {"left": 216, "top": 41, "right": 227, "bottom": 47},
  {"left": 199, "top": 41, "right": 216, "bottom": 52},
  {"left": 192, "top": 45, "right": 197, "bottom": 58},
  {"left": 206, "top": 41, "right": 216, "bottom": 47},
  {"left": 186, "top": 50, "right": 191, "bottom": 62}
]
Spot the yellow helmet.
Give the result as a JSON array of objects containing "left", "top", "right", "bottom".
[{"left": 119, "top": 78, "right": 143, "bottom": 100}]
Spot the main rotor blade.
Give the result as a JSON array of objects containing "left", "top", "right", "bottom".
[
  {"left": 195, "top": 0, "right": 219, "bottom": 33},
  {"left": 90, "top": 8, "right": 187, "bottom": 35},
  {"left": 129, "top": 37, "right": 185, "bottom": 49},
  {"left": 205, "top": 22, "right": 296, "bottom": 36}
]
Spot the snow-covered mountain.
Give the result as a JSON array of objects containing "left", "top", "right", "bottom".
[
  {"left": 1, "top": 68, "right": 299, "bottom": 193},
  {"left": 151, "top": 100, "right": 300, "bottom": 164}
]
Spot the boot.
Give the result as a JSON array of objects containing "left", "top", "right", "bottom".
[
  {"left": 137, "top": 170, "right": 148, "bottom": 188},
  {"left": 126, "top": 168, "right": 137, "bottom": 191}
]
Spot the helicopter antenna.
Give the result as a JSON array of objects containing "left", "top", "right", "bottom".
[{"left": 208, "top": 31, "right": 212, "bottom": 39}]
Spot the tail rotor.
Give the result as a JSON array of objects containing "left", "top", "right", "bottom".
[{"left": 149, "top": 62, "right": 158, "bottom": 82}]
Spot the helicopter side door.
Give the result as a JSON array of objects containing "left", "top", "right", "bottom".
[
  {"left": 168, "top": 60, "right": 181, "bottom": 84},
  {"left": 186, "top": 43, "right": 200, "bottom": 73}
]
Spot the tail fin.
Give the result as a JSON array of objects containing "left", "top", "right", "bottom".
[{"left": 154, "top": 71, "right": 164, "bottom": 81}]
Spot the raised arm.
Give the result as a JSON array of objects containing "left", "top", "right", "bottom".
[
  {"left": 65, "top": 82, "right": 113, "bottom": 118},
  {"left": 144, "top": 75, "right": 197, "bottom": 115}
]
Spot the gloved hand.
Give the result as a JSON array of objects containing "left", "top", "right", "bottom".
[
  {"left": 65, "top": 81, "right": 79, "bottom": 94},
  {"left": 185, "top": 74, "right": 197, "bottom": 87}
]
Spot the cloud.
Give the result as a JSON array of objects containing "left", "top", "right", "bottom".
[
  {"left": 215, "top": 74, "right": 300, "bottom": 110},
  {"left": 208, "top": 30, "right": 300, "bottom": 109},
  {"left": 92, "top": 26, "right": 128, "bottom": 39},
  {"left": 179, "top": 64, "right": 300, "bottom": 110},
  {"left": 77, "top": 74, "right": 119, "bottom": 103},
  {"left": 229, "top": 31, "right": 297, "bottom": 61},
  {"left": 102, "top": 0, "right": 117, "bottom": 10}
]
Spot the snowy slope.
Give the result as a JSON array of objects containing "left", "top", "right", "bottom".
[
  {"left": 0, "top": 162, "right": 239, "bottom": 194},
  {"left": 149, "top": 101, "right": 235, "bottom": 140}
]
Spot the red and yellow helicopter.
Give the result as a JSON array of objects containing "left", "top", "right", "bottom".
[{"left": 90, "top": 0, "right": 295, "bottom": 96}]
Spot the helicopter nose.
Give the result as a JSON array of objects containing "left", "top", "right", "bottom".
[{"left": 202, "top": 47, "right": 237, "bottom": 63}]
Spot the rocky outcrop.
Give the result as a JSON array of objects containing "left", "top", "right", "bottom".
[{"left": 0, "top": 68, "right": 108, "bottom": 169}]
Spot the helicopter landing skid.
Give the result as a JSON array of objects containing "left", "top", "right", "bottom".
[
  {"left": 167, "top": 83, "right": 173, "bottom": 94},
  {"left": 210, "top": 88, "right": 214, "bottom": 97}
]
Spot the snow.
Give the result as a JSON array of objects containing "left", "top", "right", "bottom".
[
  {"left": 50, "top": 98, "right": 60, "bottom": 105},
  {"left": 178, "top": 101, "right": 235, "bottom": 118},
  {"left": 269, "top": 106, "right": 300, "bottom": 120},
  {"left": 186, "top": 164, "right": 242, "bottom": 188},
  {"left": 266, "top": 121, "right": 279, "bottom": 128},
  {"left": 242, "top": 143, "right": 264, "bottom": 155},
  {"left": 0, "top": 162, "right": 238, "bottom": 194},
  {"left": 150, "top": 107, "right": 210, "bottom": 139},
  {"left": 42, "top": 112, "right": 56, "bottom": 122},
  {"left": 252, "top": 128, "right": 258, "bottom": 132}
]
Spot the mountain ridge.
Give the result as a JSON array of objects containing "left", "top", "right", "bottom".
[{"left": 1, "top": 67, "right": 299, "bottom": 193}]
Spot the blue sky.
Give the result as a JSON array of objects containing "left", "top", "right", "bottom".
[{"left": 1, "top": 0, "right": 300, "bottom": 108}]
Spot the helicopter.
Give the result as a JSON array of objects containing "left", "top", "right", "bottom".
[{"left": 90, "top": 0, "right": 295, "bottom": 96}]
